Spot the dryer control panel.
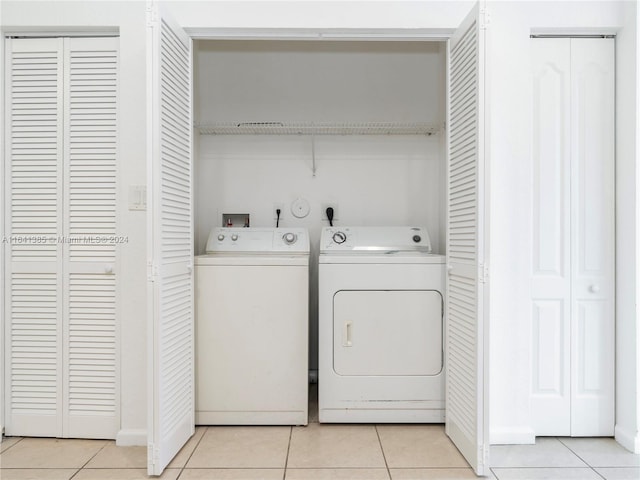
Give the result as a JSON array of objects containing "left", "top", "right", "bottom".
[
  {"left": 320, "top": 226, "right": 432, "bottom": 253},
  {"left": 206, "top": 227, "right": 310, "bottom": 254}
]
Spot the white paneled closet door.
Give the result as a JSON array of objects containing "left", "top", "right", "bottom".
[
  {"left": 531, "top": 38, "right": 614, "bottom": 437},
  {"left": 5, "top": 36, "right": 119, "bottom": 439},
  {"left": 146, "top": 4, "right": 194, "bottom": 476},
  {"left": 446, "top": 2, "right": 489, "bottom": 475}
]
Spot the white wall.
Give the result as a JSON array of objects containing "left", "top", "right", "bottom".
[
  {"left": 1, "top": 1, "right": 149, "bottom": 445},
  {"left": 486, "top": 0, "right": 639, "bottom": 451},
  {"left": 167, "top": 0, "right": 474, "bottom": 33},
  {"left": 195, "top": 40, "right": 444, "bottom": 125},
  {"left": 196, "top": 137, "right": 444, "bottom": 251}
]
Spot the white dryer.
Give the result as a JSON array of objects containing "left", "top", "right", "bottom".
[
  {"left": 195, "top": 227, "right": 309, "bottom": 425},
  {"left": 318, "top": 226, "right": 445, "bottom": 423}
]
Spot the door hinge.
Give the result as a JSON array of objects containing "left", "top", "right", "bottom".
[
  {"left": 147, "top": 442, "right": 159, "bottom": 473},
  {"left": 479, "top": 264, "right": 489, "bottom": 283},
  {"left": 480, "top": 7, "right": 491, "bottom": 30},
  {"left": 148, "top": 262, "right": 159, "bottom": 282},
  {"left": 146, "top": 2, "right": 159, "bottom": 27},
  {"left": 477, "top": 444, "right": 490, "bottom": 473}
]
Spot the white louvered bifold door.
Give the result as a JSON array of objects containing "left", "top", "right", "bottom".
[
  {"left": 5, "top": 38, "right": 64, "bottom": 437},
  {"left": 5, "top": 37, "right": 119, "bottom": 439},
  {"left": 446, "top": 2, "right": 489, "bottom": 475},
  {"left": 147, "top": 5, "right": 194, "bottom": 476},
  {"left": 63, "top": 37, "right": 119, "bottom": 438}
]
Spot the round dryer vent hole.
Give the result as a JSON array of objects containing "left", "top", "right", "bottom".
[{"left": 291, "top": 198, "right": 310, "bottom": 218}]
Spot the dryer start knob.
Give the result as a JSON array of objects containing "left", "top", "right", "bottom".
[
  {"left": 332, "top": 231, "right": 347, "bottom": 244},
  {"left": 218, "top": 234, "right": 225, "bottom": 241}
]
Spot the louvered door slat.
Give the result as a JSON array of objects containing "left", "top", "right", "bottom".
[
  {"left": 8, "top": 39, "right": 62, "bottom": 262},
  {"left": 9, "top": 262, "right": 60, "bottom": 423},
  {"left": 67, "top": 273, "right": 116, "bottom": 416},
  {"left": 66, "top": 36, "right": 117, "bottom": 260}
]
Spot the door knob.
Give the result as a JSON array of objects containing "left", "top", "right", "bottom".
[{"left": 589, "top": 284, "right": 600, "bottom": 293}]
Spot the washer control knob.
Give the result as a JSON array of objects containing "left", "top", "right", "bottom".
[
  {"left": 283, "top": 232, "right": 297, "bottom": 245},
  {"left": 413, "top": 235, "right": 422, "bottom": 243},
  {"left": 217, "top": 234, "right": 225, "bottom": 241},
  {"left": 332, "top": 231, "right": 347, "bottom": 244},
  {"left": 231, "top": 234, "right": 238, "bottom": 241}
]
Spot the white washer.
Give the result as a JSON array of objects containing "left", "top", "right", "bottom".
[
  {"left": 195, "top": 227, "right": 309, "bottom": 425},
  {"left": 318, "top": 226, "right": 445, "bottom": 423}
]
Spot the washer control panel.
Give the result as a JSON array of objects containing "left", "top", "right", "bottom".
[
  {"left": 206, "top": 227, "right": 309, "bottom": 254},
  {"left": 320, "top": 226, "right": 432, "bottom": 254}
]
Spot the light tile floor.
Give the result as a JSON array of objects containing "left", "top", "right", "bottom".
[{"left": 1, "top": 388, "right": 638, "bottom": 480}]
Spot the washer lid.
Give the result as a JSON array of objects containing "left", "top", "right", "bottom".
[
  {"left": 205, "top": 227, "right": 310, "bottom": 254},
  {"left": 320, "top": 226, "right": 432, "bottom": 254}
]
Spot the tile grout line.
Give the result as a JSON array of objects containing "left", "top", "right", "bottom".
[
  {"left": 556, "top": 437, "right": 608, "bottom": 480},
  {"left": 0, "top": 437, "right": 24, "bottom": 455},
  {"left": 282, "top": 426, "right": 293, "bottom": 480},
  {"left": 175, "top": 426, "right": 209, "bottom": 479},
  {"left": 69, "top": 439, "right": 111, "bottom": 479},
  {"left": 374, "top": 425, "right": 392, "bottom": 480}
]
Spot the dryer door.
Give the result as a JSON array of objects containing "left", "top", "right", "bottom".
[{"left": 333, "top": 290, "right": 443, "bottom": 376}]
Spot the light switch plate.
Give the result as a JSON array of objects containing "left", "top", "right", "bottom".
[{"left": 129, "top": 185, "right": 147, "bottom": 211}]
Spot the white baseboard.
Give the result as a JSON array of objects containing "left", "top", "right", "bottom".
[
  {"left": 490, "top": 426, "right": 536, "bottom": 445},
  {"left": 615, "top": 424, "right": 640, "bottom": 453},
  {"left": 116, "top": 429, "right": 147, "bottom": 446}
]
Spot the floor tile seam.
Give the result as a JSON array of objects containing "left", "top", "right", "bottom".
[
  {"left": 179, "top": 426, "right": 211, "bottom": 474},
  {"left": 285, "top": 467, "right": 390, "bottom": 470},
  {"left": 374, "top": 425, "right": 391, "bottom": 479},
  {"left": 180, "top": 467, "right": 285, "bottom": 470},
  {"left": 77, "top": 467, "right": 184, "bottom": 470},
  {"left": 490, "top": 466, "right": 605, "bottom": 480},
  {"left": 0, "top": 438, "right": 24, "bottom": 455},
  {"left": 68, "top": 467, "right": 84, "bottom": 480},
  {"left": 592, "top": 466, "right": 608, "bottom": 480},
  {"left": 556, "top": 436, "right": 612, "bottom": 469},
  {"left": 65, "top": 439, "right": 110, "bottom": 479},
  {"left": 491, "top": 466, "right": 608, "bottom": 470},
  {"left": 593, "top": 463, "right": 640, "bottom": 467},
  {"left": 0, "top": 467, "right": 82, "bottom": 470},
  {"left": 282, "top": 427, "right": 293, "bottom": 480},
  {"left": 386, "top": 467, "right": 473, "bottom": 470}
]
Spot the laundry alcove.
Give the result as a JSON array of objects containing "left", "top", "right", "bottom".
[{"left": 146, "top": 3, "right": 489, "bottom": 476}]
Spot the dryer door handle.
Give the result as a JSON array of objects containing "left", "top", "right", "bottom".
[{"left": 343, "top": 321, "right": 353, "bottom": 347}]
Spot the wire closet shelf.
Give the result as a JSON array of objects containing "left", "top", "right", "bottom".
[{"left": 195, "top": 121, "right": 442, "bottom": 136}]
